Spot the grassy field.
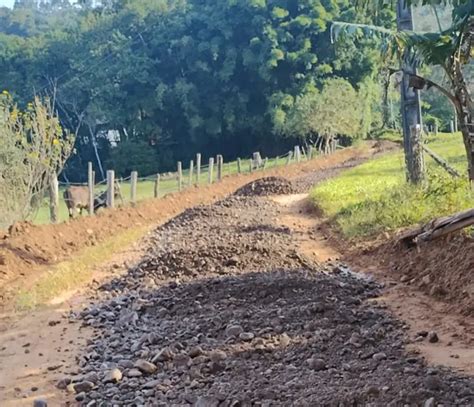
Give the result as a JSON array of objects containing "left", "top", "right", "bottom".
[
  {"left": 33, "top": 156, "right": 284, "bottom": 224},
  {"left": 311, "top": 132, "right": 473, "bottom": 238}
]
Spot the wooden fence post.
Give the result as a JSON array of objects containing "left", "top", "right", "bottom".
[
  {"left": 208, "top": 158, "right": 214, "bottom": 184},
  {"left": 107, "top": 170, "right": 115, "bottom": 208},
  {"left": 189, "top": 160, "right": 194, "bottom": 186},
  {"left": 88, "top": 162, "right": 94, "bottom": 215},
  {"left": 217, "top": 155, "right": 223, "bottom": 181},
  {"left": 177, "top": 161, "right": 183, "bottom": 191},
  {"left": 237, "top": 158, "right": 242, "bottom": 174},
  {"left": 253, "top": 152, "right": 262, "bottom": 170},
  {"left": 154, "top": 174, "right": 160, "bottom": 198},
  {"left": 286, "top": 151, "right": 293, "bottom": 165},
  {"left": 49, "top": 175, "right": 59, "bottom": 224},
  {"left": 294, "top": 146, "right": 301, "bottom": 162},
  {"left": 196, "top": 153, "right": 201, "bottom": 185},
  {"left": 130, "top": 171, "right": 138, "bottom": 206}
]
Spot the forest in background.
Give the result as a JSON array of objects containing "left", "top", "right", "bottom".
[{"left": 0, "top": 0, "right": 464, "bottom": 181}]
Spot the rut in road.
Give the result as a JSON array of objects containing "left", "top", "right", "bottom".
[{"left": 68, "top": 178, "right": 474, "bottom": 406}]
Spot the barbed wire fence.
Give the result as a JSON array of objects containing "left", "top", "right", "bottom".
[{"left": 48, "top": 141, "right": 338, "bottom": 224}]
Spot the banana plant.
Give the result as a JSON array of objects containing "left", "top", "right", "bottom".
[{"left": 332, "top": 3, "right": 473, "bottom": 181}]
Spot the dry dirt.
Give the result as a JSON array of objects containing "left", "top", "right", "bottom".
[{"left": 1, "top": 140, "right": 473, "bottom": 406}]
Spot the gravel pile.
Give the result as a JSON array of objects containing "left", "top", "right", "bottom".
[
  {"left": 63, "top": 194, "right": 474, "bottom": 406},
  {"left": 233, "top": 177, "right": 295, "bottom": 197}
]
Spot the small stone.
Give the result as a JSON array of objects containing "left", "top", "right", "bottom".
[
  {"left": 209, "top": 350, "right": 227, "bottom": 362},
  {"left": 239, "top": 332, "right": 255, "bottom": 342},
  {"left": 425, "top": 376, "right": 442, "bottom": 391},
  {"left": 104, "top": 368, "right": 122, "bottom": 383},
  {"left": 424, "top": 397, "right": 435, "bottom": 407},
  {"left": 152, "top": 347, "right": 174, "bottom": 363},
  {"left": 56, "top": 377, "right": 71, "bottom": 390},
  {"left": 143, "top": 379, "right": 160, "bottom": 389},
  {"left": 225, "top": 325, "right": 244, "bottom": 338},
  {"left": 400, "top": 275, "right": 410, "bottom": 283},
  {"left": 33, "top": 399, "right": 47, "bottom": 407},
  {"left": 73, "top": 381, "right": 95, "bottom": 394},
  {"left": 428, "top": 331, "right": 439, "bottom": 343},
  {"left": 279, "top": 333, "right": 291, "bottom": 347},
  {"left": 372, "top": 352, "right": 387, "bottom": 362},
  {"left": 134, "top": 359, "right": 157, "bottom": 374},
  {"left": 195, "top": 396, "right": 220, "bottom": 407},
  {"left": 188, "top": 346, "right": 203, "bottom": 358},
  {"left": 365, "top": 386, "right": 380, "bottom": 397},
  {"left": 307, "top": 358, "right": 326, "bottom": 371},
  {"left": 126, "top": 368, "right": 143, "bottom": 378},
  {"left": 421, "top": 275, "right": 431, "bottom": 285},
  {"left": 75, "top": 392, "right": 86, "bottom": 402}
]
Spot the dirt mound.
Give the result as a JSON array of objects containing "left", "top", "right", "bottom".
[
  {"left": 233, "top": 177, "right": 294, "bottom": 197},
  {"left": 113, "top": 196, "right": 308, "bottom": 287},
  {"left": 68, "top": 192, "right": 474, "bottom": 406},
  {"left": 377, "top": 233, "right": 474, "bottom": 316}
]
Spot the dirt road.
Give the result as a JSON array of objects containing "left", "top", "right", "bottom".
[{"left": 1, "top": 143, "right": 473, "bottom": 406}]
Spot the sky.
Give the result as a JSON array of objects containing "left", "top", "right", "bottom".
[{"left": 0, "top": 0, "right": 14, "bottom": 7}]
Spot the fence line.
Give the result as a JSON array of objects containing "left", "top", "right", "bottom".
[{"left": 50, "top": 142, "right": 339, "bottom": 223}]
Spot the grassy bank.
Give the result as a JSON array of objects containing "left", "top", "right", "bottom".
[{"left": 311, "top": 133, "right": 473, "bottom": 238}]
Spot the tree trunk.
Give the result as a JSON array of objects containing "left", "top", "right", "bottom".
[
  {"left": 451, "top": 62, "right": 474, "bottom": 182},
  {"left": 397, "top": 1, "right": 424, "bottom": 184}
]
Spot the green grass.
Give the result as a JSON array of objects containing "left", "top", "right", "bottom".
[
  {"left": 33, "top": 156, "right": 287, "bottom": 224},
  {"left": 310, "top": 132, "right": 473, "bottom": 238}
]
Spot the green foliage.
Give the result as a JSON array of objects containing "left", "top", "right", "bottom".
[
  {"left": 0, "top": 0, "right": 395, "bottom": 182},
  {"left": 281, "top": 78, "right": 364, "bottom": 141},
  {"left": 0, "top": 92, "right": 74, "bottom": 227},
  {"left": 311, "top": 132, "right": 472, "bottom": 238},
  {"left": 107, "top": 140, "right": 158, "bottom": 178}
]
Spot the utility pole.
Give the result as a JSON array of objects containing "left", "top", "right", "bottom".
[{"left": 396, "top": 1, "right": 424, "bottom": 183}]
